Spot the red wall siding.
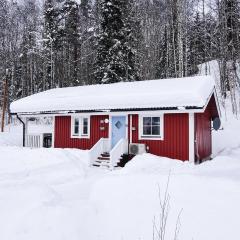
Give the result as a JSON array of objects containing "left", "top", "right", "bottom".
[
  {"left": 54, "top": 115, "right": 109, "bottom": 149},
  {"left": 54, "top": 113, "right": 190, "bottom": 161},
  {"left": 208, "top": 95, "right": 219, "bottom": 119},
  {"left": 195, "top": 108, "right": 212, "bottom": 161},
  {"left": 129, "top": 114, "right": 189, "bottom": 161}
]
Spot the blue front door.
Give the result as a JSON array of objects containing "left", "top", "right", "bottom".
[{"left": 111, "top": 116, "right": 126, "bottom": 148}]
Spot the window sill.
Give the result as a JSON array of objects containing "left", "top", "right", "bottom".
[
  {"left": 139, "top": 136, "right": 163, "bottom": 141},
  {"left": 80, "top": 135, "right": 90, "bottom": 139},
  {"left": 71, "top": 135, "right": 90, "bottom": 139}
]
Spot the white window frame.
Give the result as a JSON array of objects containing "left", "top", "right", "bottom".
[
  {"left": 139, "top": 114, "right": 164, "bottom": 140},
  {"left": 71, "top": 115, "right": 90, "bottom": 139}
]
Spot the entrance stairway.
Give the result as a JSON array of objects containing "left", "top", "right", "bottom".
[
  {"left": 89, "top": 138, "right": 128, "bottom": 170},
  {"left": 92, "top": 152, "right": 131, "bottom": 168},
  {"left": 93, "top": 152, "right": 111, "bottom": 168}
]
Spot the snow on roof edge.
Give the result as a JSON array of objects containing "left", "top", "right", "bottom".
[{"left": 10, "top": 76, "right": 216, "bottom": 114}]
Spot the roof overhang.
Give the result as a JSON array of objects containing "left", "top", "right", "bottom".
[
  {"left": 10, "top": 76, "right": 217, "bottom": 115},
  {"left": 11, "top": 106, "right": 206, "bottom": 117},
  {"left": 11, "top": 88, "right": 221, "bottom": 119}
]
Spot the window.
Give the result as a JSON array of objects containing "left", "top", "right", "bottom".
[
  {"left": 73, "top": 117, "right": 79, "bottom": 136},
  {"left": 71, "top": 116, "right": 90, "bottom": 138},
  {"left": 139, "top": 115, "right": 163, "bottom": 140}
]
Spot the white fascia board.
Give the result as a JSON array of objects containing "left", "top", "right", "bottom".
[
  {"left": 213, "top": 88, "right": 222, "bottom": 118},
  {"left": 17, "top": 108, "right": 205, "bottom": 118}
]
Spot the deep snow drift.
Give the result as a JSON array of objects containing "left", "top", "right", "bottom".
[
  {"left": 0, "top": 103, "right": 240, "bottom": 240},
  {"left": 0, "top": 146, "right": 239, "bottom": 240}
]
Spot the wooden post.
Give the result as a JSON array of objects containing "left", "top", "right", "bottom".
[{"left": 1, "top": 69, "right": 9, "bottom": 132}]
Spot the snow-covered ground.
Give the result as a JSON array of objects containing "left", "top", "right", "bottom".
[
  {"left": 0, "top": 125, "right": 22, "bottom": 146},
  {"left": 0, "top": 102, "right": 240, "bottom": 240},
  {"left": 0, "top": 142, "right": 239, "bottom": 240}
]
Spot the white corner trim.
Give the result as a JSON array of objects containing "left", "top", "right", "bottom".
[
  {"left": 213, "top": 88, "right": 222, "bottom": 118},
  {"left": 130, "top": 115, "right": 133, "bottom": 144},
  {"left": 52, "top": 116, "right": 55, "bottom": 148},
  {"left": 189, "top": 113, "right": 195, "bottom": 163}
]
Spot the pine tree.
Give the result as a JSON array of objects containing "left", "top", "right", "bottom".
[
  {"left": 79, "top": 0, "right": 95, "bottom": 85},
  {"left": 62, "top": 0, "right": 81, "bottom": 86},
  {"left": 224, "top": 0, "right": 240, "bottom": 61},
  {"left": 125, "top": 0, "right": 142, "bottom": 81},
  {"left": 188, "top": 12, "right": 205, "bottom": 74},
  {"left": 80, "top": 0, "right": 92, "bottom": 19},
  {"left": 94, "top": 0, "right": 141, "bottom": 84},
  {"left": 156, "top": 27, "right": 168, "bottom": 79},
  {"left": 17, "top": 0, "right": 40, "bottom": 97},
  {"left": 0, "top": 0, "right": 9, "bottom": 85},
  {"left": 218, "top": 0, "right": 240, "bottom": 100},
  {"left": 43, "top": 0, "right": 59, "bottom": 89}
]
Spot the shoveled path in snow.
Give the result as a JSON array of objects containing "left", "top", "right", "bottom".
[{"left": 0, "top": 146, "right": 240, "bottom": 240}]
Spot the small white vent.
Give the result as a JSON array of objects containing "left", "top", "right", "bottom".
[{"left": 129, "top": 144, "right": 146, "bottom": 155}]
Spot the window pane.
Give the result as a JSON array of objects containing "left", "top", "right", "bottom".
[
  {"left": 83, "top": 118, "right": 88, "bottom": 126},
  {"left": 74, "top": 126, "right": 79, "bottom": 134},
  {"left": 143, "top": 126, "right": 151, "bottom": 135},
  {"left": 82, "top": 118, "right": 88, "bottom": 135},
  {"left": 83, "top": 126, "right": 88, "bottom": 135},
  {"left": 143, "top": 117, "right": 151, "bottom": 126},
  {"left": 74, "top": 118, "right": 79, "bottom": 135},
  {"left": 152, "top": 126, "right": 160, "bottom": 135},
  {"left": 152, "top": 117, "right": 160, "bottom": 125}
]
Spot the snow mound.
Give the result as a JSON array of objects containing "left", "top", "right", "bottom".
[
  {"left": 0, "top": 145, "right": 239, "bottom": 240},
  {"left": 0, "top": 125, "right": 23, "bottom": 146},
  {"left": 118, "top": 153, "right": 188, "bottom": 175}
]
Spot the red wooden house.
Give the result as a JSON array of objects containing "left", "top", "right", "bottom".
[{"left": 11, "top": 76, "right": 221, "bottom": 168}]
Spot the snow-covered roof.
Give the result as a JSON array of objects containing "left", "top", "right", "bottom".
[{"left": 10, "top": 76, "right": 216, "bottom": 114}]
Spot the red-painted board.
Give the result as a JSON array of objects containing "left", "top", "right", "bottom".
[
  {"left": 54, "top": 100, "right": 217, "bottom": 162},
  {"left": 54, "top": 115, "right": 109, "bottom": 149},
  {"left": 129, "top": 114, "right": 189, "bottom": 161},
  {"left": 195, "top": 108, "right": 212, "bottom": 162}
]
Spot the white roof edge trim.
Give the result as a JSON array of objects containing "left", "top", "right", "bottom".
[
  {"left": 213, "top": 88, "right": 222, "bottom": 118},
  {"left": 14, "top": 108, "right": 208, "bottom": 118},
  {"left": 202, "top": 87, "right": 221, "bottom": 118}
]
